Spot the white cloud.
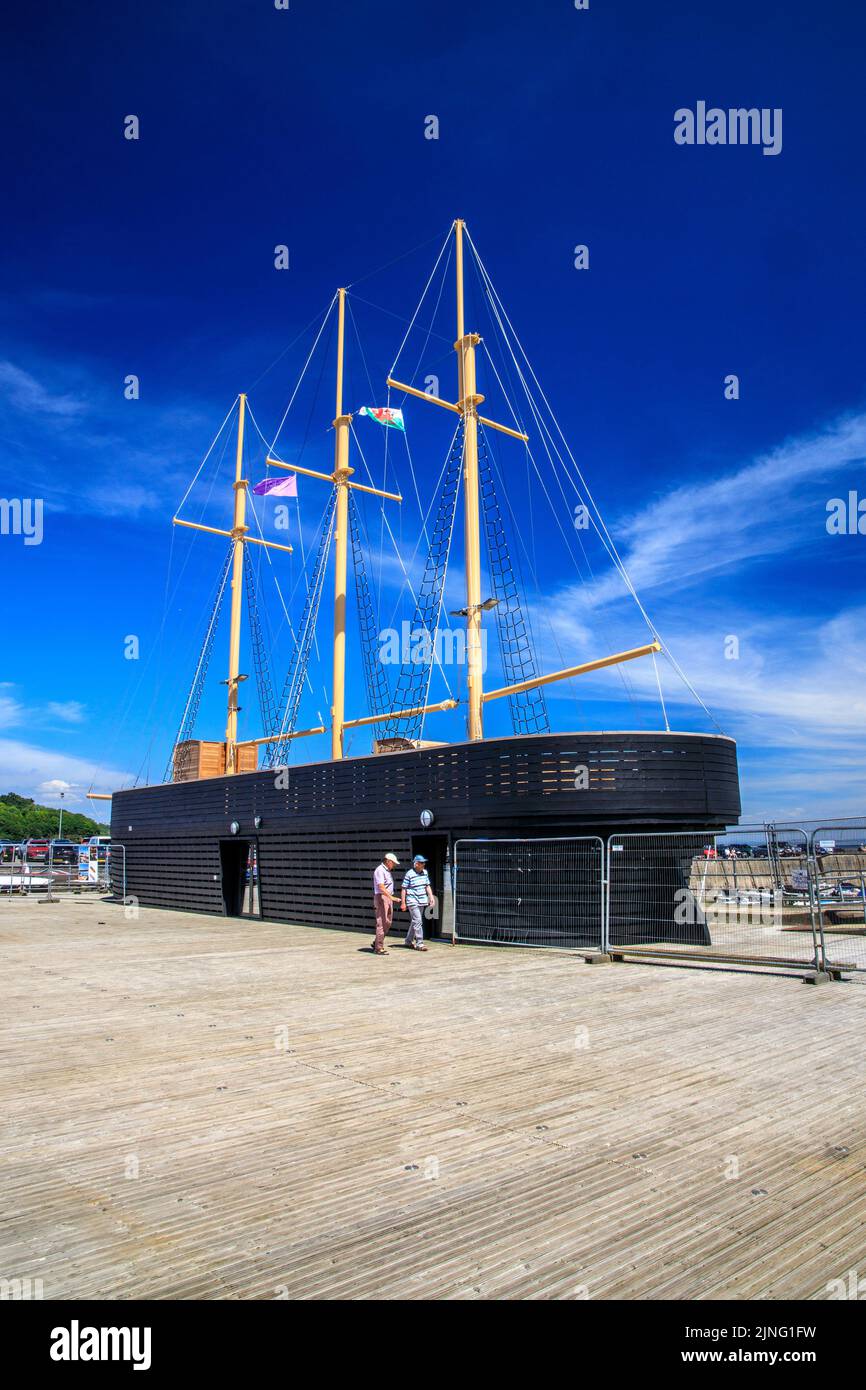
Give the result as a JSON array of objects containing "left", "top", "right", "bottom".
[
  {"left": 0, "top": 692, "right": 24, "bottom": 728},
  {"left": 46, "top": 701, "right": 87, "bottom": 724},
  {"left": 0, "top": 360, "right": 87, "bottom": 419},
  {"left": 573, "top": 410, "right": 866, "bottom": 610},
  {"left": 0, "top": 739, "right": 133, "bottom": 811},
  {"left": 38, "top": 778, "right": 74, "bottom": 799}
]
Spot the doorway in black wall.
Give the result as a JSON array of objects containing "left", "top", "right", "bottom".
[
  {"left": 409, "top": 833, "right": 450, "bottom": 938},
  {"left": 219, "top": 839, "right": 260, "bottom": 918}
]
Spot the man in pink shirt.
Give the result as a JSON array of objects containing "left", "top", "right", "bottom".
[{"left": 372, "top": 852, "right": 399, "bottom": 955}]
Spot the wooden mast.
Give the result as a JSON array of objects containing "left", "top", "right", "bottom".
[
  {"left": 224, "top": 393, "right": 248, "bottom": 774},
  {"left": 265, "top": 289, "right": 402, "bottom": 761},
  {"left": 172, "top": 393, "right": 293, "bottom": 780},
  {"left": 455, "top": 219, "right": 484, "bottom": 741},
  {"left": 331, "top": 289, "right": 352, "bottom": 760},
  {"left": 386, "top": 219, "right": 664, "bottom": 732},
  {"left": 172, "top": 230, "right": 665, "bottom": 778}
]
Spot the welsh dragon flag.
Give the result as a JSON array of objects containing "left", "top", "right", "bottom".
[{"left": 359, "top": 406, "right": 405, "bottom": 432}]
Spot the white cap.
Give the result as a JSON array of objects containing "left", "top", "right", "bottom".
[{"left": 384, "top": 852, "right": 400, "bottom": 864}]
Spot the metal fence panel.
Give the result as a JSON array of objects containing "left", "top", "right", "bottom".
[
  {"left": 1, "top": 842, "right": 126, "bottom": 901},
  {"left": 809, "top": 823, "right": 866, "bottom": 972},
  {"left": 454, "top": 837, "right": 604, "bottom": 948},
  {"left": 607, "top": 827, "right": 820, "bottom": 966}
]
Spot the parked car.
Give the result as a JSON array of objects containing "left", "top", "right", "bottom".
[
  {"left": 50, "top": 840, "right": 79, "bottom": 864},
  {"left": 25, "top": 840, "right": 50, "bottom": 862}
]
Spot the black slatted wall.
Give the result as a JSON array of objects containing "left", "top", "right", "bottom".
[{"left": 111, "top": 732, "right": 741, "bottom": 929}]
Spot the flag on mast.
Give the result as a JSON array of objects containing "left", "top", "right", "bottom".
[
  {"left": 253, "top": 475, "right": 298, "bottom": 497},
  {"left": 359, "top": 406, "right": 405, "bottom": 432}
]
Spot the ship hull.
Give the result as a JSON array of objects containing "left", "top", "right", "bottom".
[{"left": 110, "top": 731, "right": 740, "bottom": 946}]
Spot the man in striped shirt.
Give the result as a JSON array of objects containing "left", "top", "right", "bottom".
[{"left": 400, "top": 854, "right": 435, "bottom": 951}]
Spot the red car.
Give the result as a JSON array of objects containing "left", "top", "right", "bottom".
[{"left": 25, "top": 840, "right": 50, "bottom": 862}]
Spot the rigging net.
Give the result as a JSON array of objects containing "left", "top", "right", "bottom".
[
  {"left": 478, "top": 425, "right": 550, "bottom": 736},
  {"left": 266, "top": 490, "right": 337, "bottom": 765},
  {"left": 349, "top": 489, "right": 392, "bottom": 741},
  {"left": 378, "top": 420, "right": 464, "bottom": 743},
  {"left": 243, "top": 545, "right": 280, "bottom": 759},
  {"left": 164, "top": 542, "right": 233, "bottom": 782}
]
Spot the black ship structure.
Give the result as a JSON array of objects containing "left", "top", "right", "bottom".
[{"left": 108, "top": 221, "right": 741, "bottom": 945}]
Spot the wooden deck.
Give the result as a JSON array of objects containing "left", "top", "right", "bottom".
[{"left": 2, "top": 894, "right": 865, "bottom": 1301}]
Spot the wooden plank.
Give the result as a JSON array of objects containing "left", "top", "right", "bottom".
[{"left": 1, "top": 894, "right": 864, "bottom": 1300}]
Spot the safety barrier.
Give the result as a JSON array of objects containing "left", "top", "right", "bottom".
[
  {"left": 0, "top": 842, "right": 126, "bottom": 902},
  {"left": 808, "top": 821, "right": 866, "bottom": 972},
  {"left": 606, "top": 826, "right": 821, "bottom": 968},
  {"left": 453, "top": 820, "right": 866, "bottom": 973},
  {"left": 453, "top": 837, "right": 604, "bottom": 948}
]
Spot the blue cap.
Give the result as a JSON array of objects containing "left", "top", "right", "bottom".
[{"left": 413, "top": 854, "right": 427, "bottom": 863}]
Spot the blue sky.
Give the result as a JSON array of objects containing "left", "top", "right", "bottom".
[{"left": 1, "top": 0, "right": 865, "bottom": 822}]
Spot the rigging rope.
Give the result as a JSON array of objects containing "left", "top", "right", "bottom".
[
  {"left": 464, "top": 230, "right": 722, "bottom": 728},
  {"left": 478, "top": 426, "right": 550, "bottom": 736},
  {"left": 378, "top": 420, "right": 464, "bottom": 743},
  {"left": 478, "top": 340, "right": 646, "bottom": 723},
  {"left": 388, "top": 222, "right": 456, "bottom": 381},
  {"left": 243, "top": 545, "right": 280, "bottom": 754},
  {"left": 349, "top": 420, "right": 455, "bottom": 700},
  {"left": 163, "top": 543, "right": 233, "bottom": 783},
  {"left": 348, "top": 489, "right": 393, "bottom": 741},
  {"left": 267, "top": 490, "right": 337, "bottom": 764},
  {"left": 267, "top": 292, "right": 338, "bottom": 457}
]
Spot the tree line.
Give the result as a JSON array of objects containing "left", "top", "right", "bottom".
[{"left": 0, "top": 792, "right": 110, "bottom": 842}]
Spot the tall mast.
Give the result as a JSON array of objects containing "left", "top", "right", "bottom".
[
  {"left": 385, "top": 222, "right": 663, "bottom": 745},
  {"left": 263, "top": 288, "right": 401, "bottom": 762},
  {"left": 225, "top": 393, "right": 248, "bottom": 773},
  {"left": 455, "top": 220, "right": 485, "bottom": 741},
  {"left": 331, "top": 288, "right": 353, "bottom": 759}
]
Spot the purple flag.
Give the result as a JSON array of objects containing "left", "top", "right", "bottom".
[{"left": 253, "top": 474, "right": 298, "bottom": 498}]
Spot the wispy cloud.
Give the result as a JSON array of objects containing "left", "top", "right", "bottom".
[
  {"left": 46, "top": 701, "right": 87, "bottom": 724},
  {"left": 0, "top": 739, "right": 132, "bottom": 810},
  {"left": 572, "top": 410, "right": 866, "bottom": 609},
  {"left": 0, "top": 688, "right": 25, "bottom": 728},
  {"left": 0, "top": 360, "right": 88, "bottom": 419}
]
